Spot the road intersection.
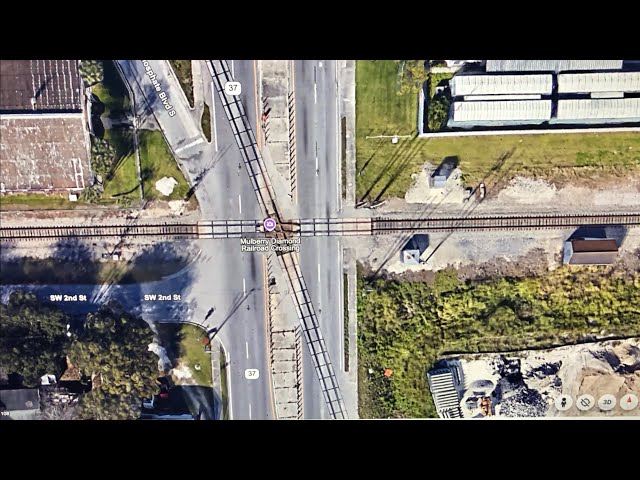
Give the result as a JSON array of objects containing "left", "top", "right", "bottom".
[{"left": 114, "top": 60, "right": 354, "bottom": 420}]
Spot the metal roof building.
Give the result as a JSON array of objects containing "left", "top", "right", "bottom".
[
  {"left": 451, "top": 74, "right": 552, "bottom": 97},
  {"left": 563, "top": 239, "right": 619, "bottom": 265},
  {"left": 556, "top": 98, "right": 640, "bottom": 120},
  {"left": 558, "top": 72, "right": 640, "bottom": 93},
  {"left": 0, "top": 60, "right": 82, "bottom": 113},
  {"left": 486, "top": 60, "right": 623, "bottom": 73},
  {"left": 427, "top": 368, "right": 463, "bottom": 418},
  {"left": 452, "top": 100, "right": 552, "bottom": 122}
]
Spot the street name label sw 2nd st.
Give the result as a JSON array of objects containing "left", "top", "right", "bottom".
[
  {"left": 50, "top": 294, "right": 87, "bottom": 302},
  {"left": 144, "top": 294, "right": 182, "bottom": 301}
]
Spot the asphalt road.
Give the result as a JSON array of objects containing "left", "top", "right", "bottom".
[
  {"left": 293, "top": 60, "right": 350, "bottom": 419},
  {"left": 115, "top": 60, "right": 274, "bottom": 419}
]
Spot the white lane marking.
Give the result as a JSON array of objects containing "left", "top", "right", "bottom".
[
  {"left": 246, "top": 341, "right": 249, "bottom": 359},
  {"left": 319, "top": 61, "right": 323, "bottom": 68},
  {"left": 175, "top": 137, "right": 205, "bottom": 154},
  {"left": 211, "top": 81, "right": 218, "bottom": 152},
  {"left": 243, "top": 277, "right": 246, "bottom": 295},
  {"left": 315, "top": 140, "right": 319, "bottom": 175},
  {"left": 239, "top": 194, "right": 242, "bottom": 214},
  {"left": 314, "top": 82, "right": 317, "bottom": 104},
  {"left": 249, "top": 403, "right": 252, "bottom": 420},
  {"left": 318, "top": 262, "right": 321, "bottom": 279}
]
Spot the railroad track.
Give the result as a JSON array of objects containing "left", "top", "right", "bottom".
[
  {"left": 0, "top": 223, "right": 199, "bottom": 241},
  {"left": 2, "top": 213, "right": 639, "bottom": 241},
  {"left": 371, "top": 212, "right": 640, "bottom": 234}
]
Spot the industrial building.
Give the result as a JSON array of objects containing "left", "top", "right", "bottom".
[
  {"left": 427, "top": 367, "right": 463, "bottom": 418},
  {"left": 0, "top": 388, "right": 41, "bottom": 420},
  {"left": 0, "top": 60, "right": 92, "bottom": 195},
  {"left": 430, "top": 60, "right": 640, "bottom": 131}
]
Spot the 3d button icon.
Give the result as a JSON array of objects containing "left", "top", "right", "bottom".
[
  {"left": 598, "top": 394, "right": 616, "bottom": 411},
  {"left": 554, "top": 394, "right": 572, "bottom": 411},
  {"left": 576, "top": 394, "right": 595, "bottom": 411},
  {"left": 620, "top": 393, "right": 638, "bottom": 411},
  {"left": 225, "top": 81, "right": 241, "bottom": 96},
  {"left": 244, "top": 368, "right": 259, "bottom": 380}
]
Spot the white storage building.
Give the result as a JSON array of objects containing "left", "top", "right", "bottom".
[
  {"left": 452, "top": 100, "right": 552, "bottom": 122},
  {"left": 451, "top": 74, "right": 552, "bottom": 97},
  {"left": 558, "top": 72, "right": 640, "bottom": 94},
  {"left": 556, "top": 98, "right": 640, "bottom": 120},
  {"left": 486, "top": 60, "right": 623, "bottom": 72}
]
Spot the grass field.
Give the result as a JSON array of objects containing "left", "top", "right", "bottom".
[
  {"left": 0, "top": 193, "right": 82, "bottom": 210},
  {"left": 102, "top": 129, "right": 139, "bottom": 200},
  {"left": 156, "top": 323, "right": 213, "bottom": 387},
  {"left": 202, "top": 103, "right": 211, "bottom": 142},
  {"left": 220, "top": 345, "right": 229, "bottom": 419},
  {"left": 169, "top": 60, "right": 194, "bottom": 108},
  {"left": 138, "top": 130, "right": 191, "bottom": 201},
  {"left": 355, "top": 60, "right": 640, "bottom": 200}
]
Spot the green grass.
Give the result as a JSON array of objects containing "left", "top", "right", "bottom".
[
  {"left": 138, "top": 130, "right": 191, "bottom": 201},
  {"left": 156, "top": 323, "right": 213, "bottom": 387},
  {"left": 92, "top": 60, "right": 130, "bottom": 117},
  {"left": 201, "top": 103, "right": 211, "bottom": 142},
  {"left": 355, "top": 60, "right": 640, "bottom": 200},
  {"left": 220, "top": 345, "right": 229, "bottom": 420},
  {"left": 169, "top": 60, "right": 194, "bottom": 108},
  {"left": 102, "top": 129, "right": 139, "bottom": 200},
  {"left": 358, "top": 267, "right": 640, "bottom": 418},
  {"left": 0, "top": 193, "right": 81, "bottom": 210}
]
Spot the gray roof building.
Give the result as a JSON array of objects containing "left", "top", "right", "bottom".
[
  {"left": 0, "top": 60, "right": 91, "bottom": 194},
  {"left": 451, "top": 74, "right": 552, "bottom": 97},
  {"left": 427, "top": 368, "right": 463, "bottom": 418},
  {"left": 486, "top": 60, "right": 623, "bottom": 73},
  {"left": 0, "top": 388, "right": 40, "bottom": 420},
  {"left": 556, "top": 98, "right": 640, "bottom": 120},
  {"left": 452, "top": 100, "right": 552, "bottom": 122},
  {"left": 400, "top": 234, "right": 429, "bottom": 265},
  {"left": 558, "top": 71, "right": 640, "bottom": 94},
  {"left": 563, "top": 239, "right": 619, "bottom": 265},
  {"left": 0, "top": 60, "right": 83, "bottom": 113}
]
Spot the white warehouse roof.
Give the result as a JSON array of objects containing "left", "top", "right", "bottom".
[
  {"left": 557, "top": 98, "right": 640, "bottom": 120},
  {"left": 452, "top": 100, "right": 552, "bottom": 122},
  {"left": 558, "top": 72, "right": 640, "bottom": 93},
  {"left": 451, "top": 74, "right": 552, "bottom": 97},
  {"left": 486, "top": 60, "right": 623, "bottom": 72}
]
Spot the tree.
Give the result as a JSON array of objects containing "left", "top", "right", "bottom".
[
  {"left": 78, "top": 60, "right": 104, "bottom": 87},
  {"left": 69, "top": 303, "right": 159, "bottom": 420},
  {"left": 0, "top": 291, "right": 70, "bottom": 386},
  {"left": 396, "top": 60, "right": 429, "bottom": 96},
  {"left": 428, "top": 91, "right": 451, "bottom": 132},
  {"left": 90, "top": 137, "right": 116, "bottom": 177}
]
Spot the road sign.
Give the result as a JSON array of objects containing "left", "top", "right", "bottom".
[
  {"left": 225, "top": 81, "right": 241, "bottom": 96},
  {"left": 244, "top": 368, "right": 259, "bottom": 380}
]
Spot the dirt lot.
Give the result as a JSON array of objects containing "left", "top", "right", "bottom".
[
  {"left": 352, "top": 225, "right": 640, "bottom": 282},
  {"left": 444, "top": 338, "right": 640, "bottom": 418}
]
